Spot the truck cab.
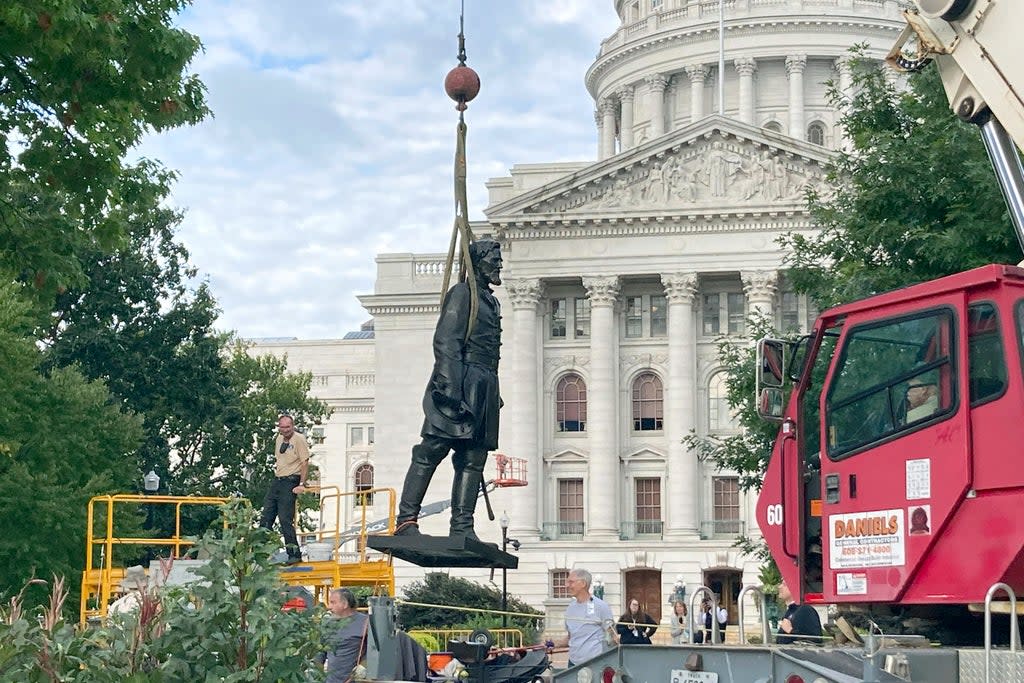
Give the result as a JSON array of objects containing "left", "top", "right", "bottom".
[{"left": 756, "top": 264, "right": 1024, "bottom": 608}]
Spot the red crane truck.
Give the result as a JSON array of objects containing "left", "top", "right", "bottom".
[{"left": 755, "top": 0, "right": 1024, "bottom": 647}]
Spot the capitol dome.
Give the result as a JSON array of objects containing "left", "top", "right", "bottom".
[{"left": 586, "top": 0, "right": 907, "bottom": 157}]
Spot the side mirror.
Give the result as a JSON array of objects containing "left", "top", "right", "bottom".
[
  {"left": 758, "top": 388, "right": 785, "bottom": 421},
  {"left": 757, "top": 339, "right": 788, "bottom": 388}
]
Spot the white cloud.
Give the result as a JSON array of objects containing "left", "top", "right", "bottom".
[{"left": 137, "top": 0, "right": 619, "bottom": 339}]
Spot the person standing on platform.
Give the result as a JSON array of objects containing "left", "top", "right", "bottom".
[
  {"left": 616, "top": 598, "right": 657, "bottom": 645},
  {"left": 259, "top": 414, "right": 310, "bottom": 565},
  {"left": 776, "top": 579, "right": 822, "bottom": 645}
]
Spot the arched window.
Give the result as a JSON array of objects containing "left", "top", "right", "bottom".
[
  {"left": 354, "top": 463, "right": 374, "bottom": 505},
  {"left": 632, "top": 372, "right": 664, "bottom": 431},
  {"left": 709, "top": 372, "right": 740, "bottom": 431},
  {"left": 556, "top": 373, "right": 587, "bottom": 432},
  {"left": 763, "top": 121, "right": 783, "bottom": 133},
  {"left": 807, "top": 122, "right": 826, "bottom": 146}
]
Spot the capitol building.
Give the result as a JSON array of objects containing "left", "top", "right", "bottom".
[{"left": 252, "top": 0, "right": 906, "bottom": 629}]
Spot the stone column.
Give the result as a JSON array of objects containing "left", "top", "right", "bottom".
[
  {"left": 645, "top": 74, "right": 669, "bottom": 138},
  {"left": 618, "top": 86, "right": 636, "bottom": 151},
  {"left": 582, "top": 275, "right": 620, "bottom": 538},
  {"left": 741, "top": 270, "right": 778, "bottom": 320},
  {"left": 834, "top": 57, "right": 853, "bottom": 149},
  {"left": 504, "top": 277, "right": 542, "bottom": 536},
  {"left": 786, "top": 54, "right": 807, "bottom": 139},
  {"left": 662, "top": 272, "right": 699, "bottom": 536},
  {"left": 600, "top": 98, "right": 618, "bottom": 159},
  {"left": 684, "top": 64, "right": 708, "bottom": 124},
  {"left": 734, "top": 57, "right": 757, "bottom": 125}
]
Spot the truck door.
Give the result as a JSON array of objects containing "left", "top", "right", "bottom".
[{"left": 819, "top": 302, "right": 970, "bottom": 603}]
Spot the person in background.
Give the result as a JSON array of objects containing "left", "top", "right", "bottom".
[
  {"left": 259, "top": 414, "right": 310, "bottom": 565},
  {"left": 553, "top": 568, "right": 617, "bottom": 667},
  {"left": 776, "top": 578, "right": 822, "bottom": 645},
  {"left": 694, "top": 599, "right": 709, "bottom": 644},
  {"left": 714, "top": 596, "right": 728, "bottom": 643},
  {"left": 317, "top": 588, "right": 369, "bottom": 682},
  {"left": 669, "top": 600, "right": 690, "bottom": 644},
  {"left": 616, "top": 598, "right": 657, "bottom": 645}
]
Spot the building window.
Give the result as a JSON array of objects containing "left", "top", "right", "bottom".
[
  {"left": 763, "top": 120, "right": 783, "bottom": 133},
  {"left": 635, "top": 477, "right": 661, "bottom": 534},
  {"left": 703, "top": 291, "right": 746, "bottom": 336},
  {"left": 727, "top": 293, "right": 745, "bottom": 334},
  {"left": 551, "top": 299, "right": 567, "bottom": 338},
  {"left": 558, "top": 478, "right": 584, "bottom": 536},
  {"left": 556, "top": 373, "right": 587, "bottom": 432},
  {"left": 807, "top": 122, "right": 826, "bottom": 146},
  {"left": 632, "top": 372, "right": 664, "bottom": 431},
  {"left": 350, "top": 427, "right": 363, "bottom": 446},
  {"left": 310, "top": 426, "right": 326, "bottom": 445},
  {"left": 703, "top": 294, "right": 720, "bottom": 335},
  {"left": 712, "top": 477, "right": 741, "bottom": 534},
  {"left": 651, "top": 0, "right": 663, "bottom": 9},
  {"left": 781, "top": 292, "right": 800, "bottom": 333},
  {"left": 650, "top": 295, "right": 667, "bottom": 336},
  {"left": 574, "top": 297, "right": 591, "bottom": 338},
  {"left": 709, "top": 372, "right": 739, "bottom": 431},
  {"left": 354, "top": 463, "right": 374, "bottom": 505},
  {"left": 625, "top": 296, "right": 643, "bottom": 337},
  {"left": 551, "top": 569, "right": 571, "bottom": 599},
  {"left": 367, "top": 426, "right": 374, "bottom": 444}
]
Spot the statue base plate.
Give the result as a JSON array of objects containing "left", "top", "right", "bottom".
[{"left": 366, "top": 533, "right": 519, "bottom": 569}]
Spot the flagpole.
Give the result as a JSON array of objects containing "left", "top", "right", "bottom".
[{"left": 718, "top": 0, "right": 725, "bottom": 115}]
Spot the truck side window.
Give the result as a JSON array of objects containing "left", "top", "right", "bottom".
[
  {"left": 825, "top": 310, "right": 956, "bottom": 458},
  {"left": 968, "top": 303, "right": 1005, "bottom": 405}
]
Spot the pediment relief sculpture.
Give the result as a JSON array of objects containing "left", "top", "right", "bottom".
[{"left": 526, "top": 137, "right": 828, "bottom": 215}]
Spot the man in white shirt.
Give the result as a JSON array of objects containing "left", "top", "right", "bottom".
[{"left": 554, "top": 569, "right": 617, "bottom": 667}]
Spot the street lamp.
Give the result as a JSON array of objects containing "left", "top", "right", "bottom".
[
  {"left": 593, "top": 574, "right": 605, "bottom": 600},
  {"left": 500, "top": 512, "right": 509, "bottom": 629},
  {"left": 142, "top": 470, "right": 161, "bottom": 560},
  {"left": 673, "top": 575, "right": 687, "bottom": 604}
]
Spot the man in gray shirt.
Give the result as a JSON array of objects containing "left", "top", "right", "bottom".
[
  {"left": 554, "top": 569, "right": 617, "bottom": 667},
  {"left": 317, "top": 588, "right": 368, "bottom": 682}
]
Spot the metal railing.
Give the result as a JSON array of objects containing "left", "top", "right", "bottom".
[
  {"left": 80, "top": 494, "right": 232, "bottom": 626},
  {"left": 736, "top": 585, "right": 771, "bottom": 645},
  {"left": 540, "top": 521, "right": 585, "bottom": 540},
  {"left": 699, "top": 519, "right": 745, "bottom": 538},
  {"left": 409, "top": 628, "right": 524, "bottom": 651},
  {"left": 619, "top": 520, "right": 664, "bottom": 539}
]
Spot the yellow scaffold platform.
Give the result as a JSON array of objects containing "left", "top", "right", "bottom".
[{"left": 79, "top": 486, "right": 396, "bottom": 626}]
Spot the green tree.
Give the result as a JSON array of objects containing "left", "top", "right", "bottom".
[
  {"left": 0, "top": 281, "right": 143, "bottom": 608},
  {"left": 0, "top": 0, "right": 208, "bottom": 300},
  {"left": 785, "top": 55, "right": 1020, "bottom": 308}
]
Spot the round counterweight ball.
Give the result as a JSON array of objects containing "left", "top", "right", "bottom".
[{"left": 445, "top": 65, "right": 480, "bottom": 111}]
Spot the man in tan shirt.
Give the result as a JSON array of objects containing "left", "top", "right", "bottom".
[{"left": 259, "top": 414, "right": 310, "bottom": 564}]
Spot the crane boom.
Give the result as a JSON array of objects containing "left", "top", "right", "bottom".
[{"left": 889, "top": 0, "right": 1024, "bottom": 251}]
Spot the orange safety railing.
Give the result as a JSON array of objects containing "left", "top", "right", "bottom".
[{"left": 80, "top": 494, "right": 231, "bottom": 626}]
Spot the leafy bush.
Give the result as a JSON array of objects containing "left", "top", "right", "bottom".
[
  {"left": 400, "top": 572, "right": 543, "bottom": 644},
  {"left": 0, "top": 500, "right": 326, "bottom": 682}
]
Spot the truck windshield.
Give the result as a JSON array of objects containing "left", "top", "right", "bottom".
[{"left": 825, "top": 309, "right": 955, "bottom": 458}]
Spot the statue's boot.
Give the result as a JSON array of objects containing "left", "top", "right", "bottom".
[
  {"left": 449, "top": 468, "right": 483, "bottom": 542},
  {"left": 395, "top": 451, "right": 440, "bottom": 537}
]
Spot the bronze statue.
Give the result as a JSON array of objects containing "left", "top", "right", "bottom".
[{"left": 396, "top": 238, "right": 503, "bottom": 541}]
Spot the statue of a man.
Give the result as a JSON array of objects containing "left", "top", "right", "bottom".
[{"left": 395, "top": 238, "right": 503, "bottom": 541}]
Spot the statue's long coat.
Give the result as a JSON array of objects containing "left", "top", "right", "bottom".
[{"left": 420, "top": 281, "right": 501, "bottom": 450}]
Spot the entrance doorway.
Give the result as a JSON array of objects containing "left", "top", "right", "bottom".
[
  {"left": 624, "top": 568, "right": 662, "bottom": 622},
  {"left": 702, "top": 568, "right": 742, "bottom": 625}
]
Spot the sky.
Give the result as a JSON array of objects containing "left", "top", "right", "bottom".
[{"left": 139, "top": 1, "right": 621, "bottom": 340}]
